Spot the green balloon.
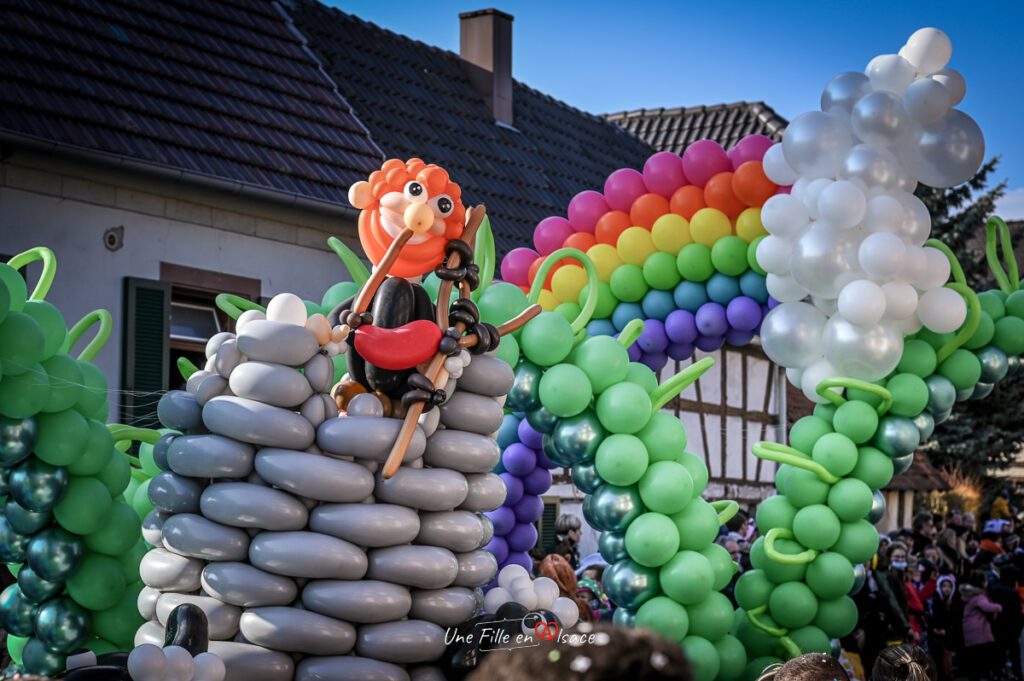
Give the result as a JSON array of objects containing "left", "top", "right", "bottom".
[
  {"left": 733, "top": 609, "right": 782, "bottom": 659},
  {"left": 793, "top": 504, "right": 841, "bottom": 550},
  {"left": 7, "top": 634, "right": 28, "bottom": 665},
  {"left": 734, "top": 569, "right": 774, "bottom": 610},
  {"left": 67, "top": 553, "right": 126, "bottom": 611},
  {"left": 637, "top": 412, "right": 687, "bottom": 462},
  {"left": 977, "top": 289, "right": 1007, "bottom": 320},
  {"left": 769, "top": 581, "right": 818, "bottom": 629},
  {"left": 687, "top": 591, "right": 734, "bottom": 640},
  {"left": 827, "top": 477, "right": 874, "bottom": 522},
  {"left": 788, "top": 624, "right": 831, "bottom": 654},
  {"left": 34, "top": 596, "right": 90, "bottom": 654},
  {"left": 886, "top": 373, "right": 930, "bottom": 418},
  {"left": 937, "top": 348, "right": 981, "bottom": 391},
  {"left": 596, "top": 382, "right": 652, "bottom": 434},
  {"left": 0, "top": 363, "right": 51, "bottom": 419},
  {"left": 22, "top": 636, "right": 65, "bottom": 676},
  {"left": 138, "top": 440, "right": 161, "bottom": 477},
  {"left": 0, "top": 583, "right": 38, "bottom": 636},
  {"left": 811, "top": 432, "right": 858, "bottom": 477},
  {"left": 805, "top": 551, "right": 855, "bottom": 600},
  {"left": 73, "top": 361, "right": 108, "bottom": 420},
  {"left": 679, "top": 452, "right": 709, "bottom": 496},
  {"left": 35, "top": 409, "right": 90, "bottom": 467},
  {"left": 96, "top": 448, "right": 130, "bottom": 497},
  {"left": 572, "top": 335, "right": 630, "bottom": 394},
  {"left": 962, "top": 311, "right": 995, "bottom": 350},
  {"left": 660, "top": 550, "right": 713, "bottom": 604},
  {"left": 538, "top": 363, "right": 592, "bottom": 418},
  {"left": 553, "top": 302, "right": 581, "bottom": 324},
  {"left": 494, "top": 332, "right": 519, "bottom": 368},
  {"left": 479, "top": 283, "right": 530, "bottom": 327},
  {"left": 748, "top": 236, "right": 767, "bottom": 275},
  {"left": 22, "top": 301, "right": 67, "bottom": 361},
  {"left": 635, "top": 595, "right": 689, "bottom": 642},
  {"left": 993, "top": 316, "right": 1024, "bottom": 356},
  {"left": 671, "top": 498, "right": 720, "bottom": 550},
  {"left": 91, "top": 580, "right": 143, "bottom": 649},
  {"left": 711, "top": 236, "right": 750, "bottom": 276},
  {"left": 54, "top": 477, "right": 113, "bottom": 535},
  {"left": 916, "top": 327, "right": 954, "bottom": 351},
  {"left": 643, "top": 251, "right": 682, "bottom": 290},
  {"left": 755, "top": 494, "right": 797, "bottom": 532},
  {"left": 578, "top": 281, "right": 619, "bottom": 319},
  {"left": 788, "top": 415, "right": 832, "bottom": 454},
  {"left": 132, "top": 479, "right": 154, "bottom": 520},
  {"left": 831, "top": 400, "right": 878, "bottom": 444},
  {"left": 812, "top": 401, "right": 838, "bottom": 421},
  {"left": 0, "top": 311, "right": 45, "bottom": 377},
  {"left": 784, "top": 468, "right": 830, "bottom": 508},
  {"left": 40, "top": 354, "right": 84, "bottom": 414},
  {"left": 520, "top": 312, "right": 574, "bottom": 367},
  {"left": 813, "top": 595, "right": 859, "bottom": 638},
  {"left": 609, "top": 264, "right": 649, "bottom": 302},
  {"left": 757, "top": 537, "right": 809, "bottom": 584},
  {"left": 1005, "top": 290, "right": 1024, "bottom": 318},
  {"left": 84, "top": 500, "right": 141, "bottom": 556},
  {"left": 714, "top": 634, "right": 748, "bottom": 681},
  {"left": 84, "top": 637, "right": 119, "bottom": 656},
  {"left": 67, "top": 420, "right": 114, "bottom": 477},
  {"left": 744, "top": 657, "right": 783, "bottom": 681},
  {"left": 320, "top": 281, "right": 360, "bottom": 311},
  {"left": 701, "top": 542, "right": 737, "bottom": 590},
  {"left": 625, "top": 361, "right": 659, "bottom": 394},
  {"left": 681, "top": 635, "right": 720, "bottom": 681},
  {"left": 119, "top": 541, "right": 148, "bottom": 584},
  {"left": 775, "top": 464, "right": 791, "bottom": 496},
  {"left": 0, "top": 263, "right": 28, "bottom": 312},
  {"left": 677, "top": 244, "right": 714, "bottom": 282},
  {"left": 897, "top": 339, "right": 938, "bottom": 377},
  {"left": 595, "top": 434, "right": 649, "bottom": 486},
  {"left": 625, "top": 512, "right": 680, "bottom": 567},
  {"left": 830, "top": 520, "right": 879, "bottom": 564},
  {"left": 639, "top": 461, "right": 693, "bottom": 514}
]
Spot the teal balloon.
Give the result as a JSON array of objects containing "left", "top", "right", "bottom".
[
  {"left": 850, "top": 564, "right": 866, "bottom": 596},
  {"left": 506, "top": 360, "right": 542, "bottom": 412},
  {"left": 612, "top": 607, "right": 637, "bottom": 627},
  {"left": 26, "top": 527, "right": 84, "bottom": 582},
  {"left": 932, "top": 407, "right": 952, "bottom": 425},
  {"left": 539, "top": 433, "right": 571, "bottom": 469},
  {"left": 17, "top": 566, "right": 63, "bottom": 604},
  {"left": 6, "top": 499, "right": 52, "bottom": 534},
  {"left": 0, "top": 584, "right": 38, "bottom": 636},
  {"left": 22, "top": 636, "right": 66, "bottom": 676},
  {"left": 571, "top": 460, "right": 604, "bottom": 494},
  {"left": 590, "top": 483, "right": 645, "bottom": 532},
  {"left": 526, "top": 406, "right": 559, "bottom": 435},
  {"left": 977, "top": 345, "right": 1008, "bottom": 383},
  {"left": 913, "top": 411, "right": 935, "bottom": 441},
  {"left": 0, "top": 515, "right": 30, "bottom": 563},
  {"left": 603, "top": 558, "right": 660, "bottom": 609},
  {"left": 971, "top": 382, "right": 994, "bottom": 400},
  {"left": 9, "top": 457, "right": 69, "bottom": 512},
  {"left": 873, "top": 416, "right": 920, "bottom": 458},
  {"left": 582, "top": 493, "right": 604, "bottom": 531},
  {"left": 0, "top": 467, "right": 9, "bottom": 496},
  {"left": 0, "top": 416, "right": 38, "bottom": 466},
  {"left": 34, "top": 596, "right": 90, "bottom": 654},
  {"left": 552, "top": 410, "right": 605, "bottom": 464},
  {"left": 924, "top": 374, "right": 956, "bottom": 415},
  {"left": 892, "top": 453, "right": 914, "bottom": 475},
  {"left": 955, "top": 386, "right": 973, "bottom": 402},
  {"left": 867, "top": 490, "right": 886, "bottom": 524},
  {"left": 598, "top": 531, "right": 629, "bottom": 564}
]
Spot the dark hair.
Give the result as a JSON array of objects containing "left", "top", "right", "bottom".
[
  {"left": 465, "top": 622, "right": 692, "bottom": 681},
  {"left": 871, "top": 644, "right": 937, "bottom": 681},
  {"left": 726, "top": 510, "right": 749, "bottom": 533},
  {"left": 912, "top": 511, "right": 934, "bottom": 532},
  {"left": 967, "top": 570, "right": 987, "bottom": 588},
  {"left": 757, "top": 653, "right": 849, "bottom": 681}
]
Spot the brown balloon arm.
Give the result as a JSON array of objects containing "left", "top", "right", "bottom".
[
  {"left": 458, "top": 304, "right": 542, "bottom": 346},
  {"left": 752, "top": 442, "right": 840, "bottom": 484},
  {"left": 352, "top": 228, "right": 414, "bottom": 315}
]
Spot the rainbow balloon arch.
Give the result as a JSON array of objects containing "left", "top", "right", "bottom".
[{"left": 1, "top": 23, "right": 1023, "bottom": 681}]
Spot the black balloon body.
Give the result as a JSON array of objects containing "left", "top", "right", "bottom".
[{"left": 163, "top": 603, "right": 210, "bottom": 655}]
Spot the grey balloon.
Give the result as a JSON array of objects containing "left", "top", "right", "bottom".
[
  {"left": 299, "top": 395, "right": 327, "bottom": 427},
  {"left": 200, "top": 482, "right": 308, "bottom": 531},
  {"left": 782, "top": 110, "right": 854, "bottom": 180},
  {"left": 451, "top": 549, "right": 498, "bottom": 588},
  {"left": 348, "top": 393, "right": 384, "bottom": 417},
  {"left": 229, "top": 361, "right": 313, "bottom": 409},
  {"left": 161, "top": 513, "right": 250, "bottom": 561},
  {"left": 137, "top": 586, "right": 161, "bottom": 620},
  {"left": 139, "top": 548, "right": 204, "bottom": 591},
  {"left": 821, "top": 71, "right": 871, "bottom": 114},
  {"left": 310, "top": 504, "right": 420, "bottom": 547},
  {"left": 206, "top": 331, "right": 234, "bottom": 359},
  {"left": 142, "top": 510, "right": 170, "bottom": 546},
  {"left": 156, "top": 593, "right": 242, "bottom": 641},
  {"left": 157, "top": 390, "right": 203, "bottom": 432},
  {"left": 851, "top": 90, "right": 909, "bottom": 148},
  {"left": 356, "top": 620, "right": 447, "bottom": 664},
  {"left": 316, "top": 415, "right": 425, "bottom": 463},
  {"left": 457, "top": 355, "right": 515, "bottom": 397},
  {"left": 417, "top": 406, "right": 440, "bottom": 438},
  {"left": 302, "top": 580, "right": 412, "bottom": 623},
  {"left": 239, "top": 606, "right": 355, "bottom": 655},
  {"left": 186, "top": 369, "right": 213, "bottom": 393},
  {"left": 479, "top": 515, "right": 494, "bottom": 545},
  {"left": 415, "top": 512, "right": 485, "bottom": 553},
  {"left": 134, "top": 620, "right": 165, "bottom": 647},
  {"left": 195, "top": 372, "right": 229, "bottom": 407},
  {"left": 249, "top": 531, "right": 367, "bottom": 579},
  {"left": 168, "top": 434, "right": 255, "bottom": 479},
  {"left": 409, "top": 587, "right": 478, "bottom": 627},
  {"left": 207, "top": 641, "right": 294, "bottom": 681},
  {"left": 841, "top": 144, "right": 909, "bottom": 191},
  {"left": 148, "top": 472, "right": 202, "bottom": 514},
  {"left": 203, "top": 396, "right": 315, "bottom": 450},
  {"left": 409, "top": 666, "right": 447, "bottom": 681},
  {"left": 296, "top": 656, "right": 409, "bottom": 681},
  {"left": 422, "top": 430, "right": 500, "bottom": 473},
  {"left": 214, "top": 338, "right": 245, "bottom": 378},
  {"left": 367, "top": 545, "right": 459, "bottom": 589},
  {"left": 236, "top": 320, "right": 320, "bottom": 367},
  {"left": 459, "top": 473, "right": 506, "bottom": 512},
  {"left": 439, "top": 392, "right": 504, "bottom": 436},
  {"left": 374, "top": 467, "right": 469, "bottom": 511},
  {"left": 303, "top": 353, "right": 334, "bottom": 394},
  {"left": 254, "top": 449, "right": 374, "bottom": 503},
  {"left": 202, "top": 562, "right": 297, "bottom": 607}
]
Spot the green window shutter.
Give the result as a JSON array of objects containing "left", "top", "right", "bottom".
[
  {"left": 121, "top": 277, "right": 170, "bottom": 428},
  {"left": 539, "top": 501, "right": 559, "bottom": 549}
]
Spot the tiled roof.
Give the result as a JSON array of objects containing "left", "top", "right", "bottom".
[
  {"left": 886, "top": 452, "right": 952, "bottom": 491},
  {"left": 604, "top": 102, "right": 788, "bottom": 155},
  {"left": 290, "top": 0, "right": 657, "bottom": 255},
  {"left": 0, "top": 0, "right": 383, "bottom": 205}
]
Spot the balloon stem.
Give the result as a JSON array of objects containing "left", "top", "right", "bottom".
[
  {"left": 816, "top": 377, "right": 893, "bottom": 416},
  {"left": 763, "top": 527, "right": 819, "bottom": 565},
  {"left": 752, "top": 442, "right": 839, "bottom": 484},
  {"left": 215, "top": 294, "right": 265, "bottom": 320},
  {"left": 935, "top": 283, "right": 982, "bottom": 364},
  {"left": 924, "top": 238, "right": 967, "bottom": 286},
  {"left": 711, "top": 499, "right": 739, "bottom": 526},
  {"left": 8, "top": 246, "right": 57, "bottom": 301},
  {"left": 327, "top": 236, "right": 371, "bottom": 288},
  {"left": 778, "top": 635, "right": 803, "bottom": 660},
  {"left": 650, "top": 357, "right": 715, "bottom": 412},
  {"left": 67, "top": 309, "right": 113, "bottom": 361},
  {"left": 526, "top": 247, "right": 600, "bottom": 335},
  {"left": 471, "top": 215, "right": 496, "bottom": 303},
  {"left": 617, "top": 318, "right": 645, "bottom": 349},
  {"left": 985, "top": 216, "right": 1019, "bottom": 294},
  {"left": 109, "top": 426, "right": 162, "bottom": 445},
  {"left": 747, "top": 605, "right": 788, "bottom": 637}
]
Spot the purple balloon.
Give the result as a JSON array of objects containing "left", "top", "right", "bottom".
[
  {"left": 626, "top": 341, "right": 642, "bottom": 362},
  {"left": 639, "top": 350, "right": 669, "bottom": 371},
  {"left": 505, "top": 551, "right": 534, "bottom": 573},
  {"left": 506, "top": 523, "right": 539, "bottom": 552},
  {"left": 517, "top": 420, "right": 543, "bottom": 450},
  {"left": 696, "top": 334, "right": 725, "bottom": 352},
  {"left": 486, "top": 506, "right": 516, "bottom": 536},
  {"left": 726, "top": 296, "right": 762, "bottom": 331},
  {"left": 502, "top": 443, "right": 537, "bottom": 476},
  {"left": 665, "top": 309, "right": 698, "bottom": 344},
  {"left": 514, "top": 494, "right": 545, "bottom": 524},
  {"left": 766, "top": 297, "right": 780, "bottom": 310},
  {"left": 484, "top": 536, "right": 509, "bottom": 565},
  {"left": 726, "top": 328, "right": 755, "bottom": 346},
  {"left": 637, "top": 319, "right": 668, "bottom": 353},
  {"left": 500, "top": 472, "right": 524, "bottom": 506},
  {"left": 667, "top": 341, "right": 696, "bottom": 361},
  {"left": 535, "top": 447, "right": 558, "bottom": 470},
  {"left": 728, "top": 134, "right": 774, "bottom": 170},
  {"left": 695, "top": 302, "right": 728, "bottom": 337},
  {"left": 522, "top": 466, "right": 553, "bottom": 495}
]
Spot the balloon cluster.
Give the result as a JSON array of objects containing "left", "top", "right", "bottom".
[
  {"left": 127, "top": 644, "right": 225, "bottom": 681},
  {"left": 483, "top": 564, "right": 580, "bottom": 628},
  {"left": 501, "top": 135, "right": 783, "bottom": 371},
  {"left": 757, "top": 28, "right": 986, "bottom": 400},
  {"left": 0, "top": 251, "right": 149, "bottom": 675}
]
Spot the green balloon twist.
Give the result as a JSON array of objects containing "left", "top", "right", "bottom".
[
  {"left": 470, "top": 216, "right": 496, "bottom": 303},
  {"left": 7, "top": 247, "right": 56, "bottom": 302},
  {"left": 327, "top": 236, "right": 371, "bottom": 288},
  {"left": 984, "top": 216, "right": 1020, "bottom": 294},
  {"left": 752, "top": 442, "right": 839, "bottom": 484},
  {"left": 617, "top": 319, "right": 645, "bottom": 349},
  {"left": 763, "top": 527, "right": 818, "bottom": 565},
  {"left": 66, "top": 309, "right": 112, "bottom": 362},
  {"left": 746, "top": 605, "right": 787, "bottom": 637},
  {"left": 933, "top": 283, "right": 982, "bottom": 364},
  {"left": 527, "top": 247, "right": 599, "bottom": 336},
  {"left": 215, "top": 293, "right": 266, "bottom": 320},
  {"left": 814, "top": 376, "right": 893, "bottom": 416},
  {"left": 650, "top": 357, "right": 715, "bottom": 412}
]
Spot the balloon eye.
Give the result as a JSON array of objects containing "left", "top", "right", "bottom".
[
  {"left": 431, "top": 194, "right": 454, "bottom": 217},
  {"left": 403, "top": 181, "right": 427, "bottom": 203}
]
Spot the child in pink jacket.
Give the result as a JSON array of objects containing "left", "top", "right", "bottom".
[{"left": 960, "top": 570, "right": 1002, "bottom": 681}]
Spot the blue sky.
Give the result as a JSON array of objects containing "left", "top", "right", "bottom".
[{"left": 334, "top": 1, "right": 1024, "bottom": 218}]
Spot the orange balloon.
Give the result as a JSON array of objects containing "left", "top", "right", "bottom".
[
  {"left": 629, "top": 193, "right": 671, "bottom": 229},
  {"left": 703, "top": 171, "right": 746, "bottom": 219},
  {"left": 563, "top": 231, "right": 597, "bottom": 252},
  {"left": 594, "top": 210, "right": 632, "bottom": 245},
  {"left": 669, "top": 185, "right": 706, "bottom": 220},
  {"left": 732, "top": 161, "right": 778, "bottom": 207}
]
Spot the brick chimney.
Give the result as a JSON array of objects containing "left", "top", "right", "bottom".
[{"left": 459, "top": 9, "right": 514, "bottom": 127}]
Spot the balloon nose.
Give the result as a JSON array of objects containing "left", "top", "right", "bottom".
[{"left": 404, "top": 202, "right": 434, "bottom": 233}]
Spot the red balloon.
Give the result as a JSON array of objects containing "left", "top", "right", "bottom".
[
  {"left": 669, "top": 185, "right": 706, "bottom": 220},
  {"left": 629, "top": 193, "right": 671, "bottom": 229},
  {"left": 594, "top": 210, "right": 632, "bottom": 245},
  {"left": 353, "top": 320, "right": 442, "bottom": 370},
  {"left": 563, "top": 231, "right": 597, "bottom": 252}
]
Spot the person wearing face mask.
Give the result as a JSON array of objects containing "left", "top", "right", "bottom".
[
  {"left": 961, "top": 570, "right": 1002, "bottom": 681},
  {"left": 926, "top": 575, "right": 962, "bottom": 681},
  {"left": 867, "top": 542, "right": 915, "bottom": 662}
]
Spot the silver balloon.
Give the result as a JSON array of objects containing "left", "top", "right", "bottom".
[
  {"left": 901, "top": 109, "right": 985, "bottom": 189},
  {"left": 602, "top": 559, "right": 660, "bottom": 610},
  {"left": 955, "top": 387, "right": 973, "bottom": 403},
  {"left": 841, "top": 144, "right": 910, "bottom": 192},
  {"left": 589, "top": 483, "right": 644, "bottom": 533},
  {"left": 525, "top": 406, "right": 558, "bottom": 435},
  {"left": 867, "top": 489, "right": 886, "bottom": 524},
  {"left": 851, "top": 91, "right": 909, "bottom": 148},
  {"left": 0, "top": 515, "right": 30, "bottom": 563},
  {"left": 821, "top": 72, "right": 872, "bottom": 114},
  {"left": 849, "top": 563, "right": 866, "bottom": 595},
  {"left": 925, "top": 375, "right": 957, "bottom": 414},
  {"left": 552, "top": 411, "right": 605, "bottom": 464},
  {"left": 904, "top": 78, "right": 952, "bottom": 125},
  {"left": 571, "top": 460, "right": 603, "bottom": 494},
  {"left": 790, "top": 222, "right": 865, "bottom": 299},
  {"left": 977, "top": 346, "right": 1009, "bottom": 383},
  {"left": 896, "top": 192, "right": 932, "bottom": 247},
  {"left": 970, "top": 382, "right": 994, "bottom": 400},
  {"left": 760, "top": 302, "right": 828, "bottom": 370},
  {"left": 598, "top": 531, "right": 629, "bottom": 564},
  {"left": 1007, "top": 355, "right": 1021, "bottom": 378},
  {"left": 612, "top": 607, "right": 637, "bottom": 627},
  {"left": 506, "top": 360, "right": 541, "bottom": 412},
  {"left": 783, "top": 111, "right": 854, "bottom": 179},
  {"left": 913, "top": 411, "right": 935, "bottom": 441},
  {"left": 821, "top": 316, "right": 903, "bottom": 381},
  {"left": 892, "top": 453, "right": 915, "bottom": 475},
  {"left": 874, "top": 415, "right": 921, "bottom": 458},
  {"left": 932, "top": 407, "right": 952, "bottom": 425}
]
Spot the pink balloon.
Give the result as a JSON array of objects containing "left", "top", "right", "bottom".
[
  {"left": 501, "top": 247, "right": 539, "bottom": 287},
  {"left": 682, "top": 139, "right": 730, "bottom": 188},
  {"left": 728, "top": 134, "right": 775, "bottom": 170},
  {"left": 568, "top": 190, "right": 610, "bottom": 233},
  {"left": 533, "top": 217, "right": 575, "bottom": 256},
  {"left": 774, "top": 185, "right": 792, "bottom": 195},
  {"left": 603, "top": 168, "right": 647, "bottom": 212},
  {"left": 642, "top": 151, "right": 688, "bottom": 198}
]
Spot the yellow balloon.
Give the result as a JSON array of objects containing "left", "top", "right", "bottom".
[
  {"left": 735, "top": 207, "right": 768, "bottom": 243},
  {"left": 551, "top": 265, "right": 589, "bottom": 304},
  {"left": 587, "top": 244, "right": 624, "bottom": 282},
  {"left": 616, "top": 226, "right": 656, "bottom": 267},
  {"left": 651, "top": 213, "right": 692, "bottom": 255},
  {"left": 689, "top": 207, "right": 732, "bottom": 247},
  {"left": 537, "top": 289, "right": 560, "bottom": 311}
]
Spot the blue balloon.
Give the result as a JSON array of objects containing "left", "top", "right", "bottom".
[
  {"left": 641, "top": 289, "right": 676, "bottom": 321},
  {"left": 497, "top": 414, "right": 523, "bottom": 450},
  {"left": 740, "top": 270, "right": 769, "bottom": 303},
  {"left": 706, "top": 273, "right": 741, "bottom": 305},
  {"left": 673, "top": 281, "right": 709, "bottom": 313},
  {"left": 587, "top": 319, "right": 617, "bottom": 337},
  {"left": 612, "top": 302, "right": 644, "bottom": 332}
]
